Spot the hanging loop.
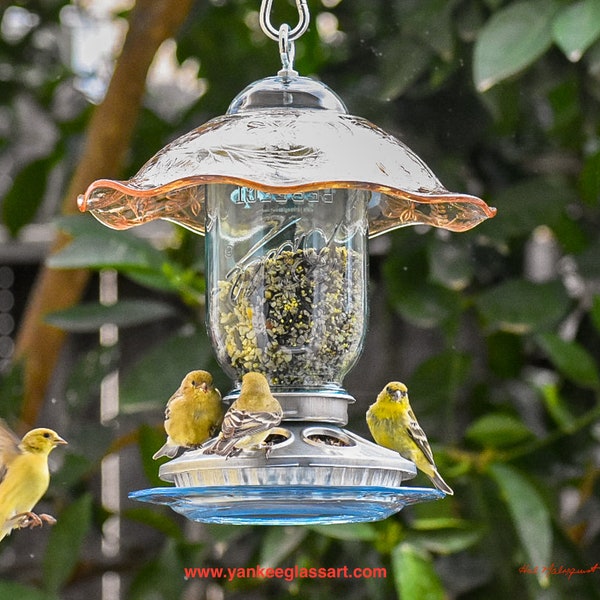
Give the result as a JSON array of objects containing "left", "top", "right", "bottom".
[
  {"left": 278, "top": 23, "right": 296, "bottom": 73},
  {"left": 259, "top": 0, "right": 310, "bottom": 43}
]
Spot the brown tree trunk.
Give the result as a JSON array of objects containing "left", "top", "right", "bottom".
[{"left": 14, "top": 0, "right": 194, "bottom": 428}]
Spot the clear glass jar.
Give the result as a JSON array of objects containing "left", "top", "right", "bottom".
[{"left": 205, "top": 184, "right": 369, "bottom": 392}]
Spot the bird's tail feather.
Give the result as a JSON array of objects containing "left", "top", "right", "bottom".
[
  {"left": 429, "top": 471, "right": 454, "bottom": 495},
  {"left": 152, "top": 443, "right": 177, "bottom": 460}
]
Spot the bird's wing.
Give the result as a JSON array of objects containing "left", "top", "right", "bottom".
[
  {"left": 163, "top": 387, "right": 185, "bottom": 421},
  {"left": 406, "top": 409, "right": 436, "bottom": 466},
  {"left": 0, "top": 419, "right": 22, "bottom": 483},
  {"left": 220, "top": 409, "right": 281, "bottom": 440}
]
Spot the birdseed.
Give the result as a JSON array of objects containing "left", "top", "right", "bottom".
[{"left": 212, "top": 246, "right": 364, "bottom": 386}]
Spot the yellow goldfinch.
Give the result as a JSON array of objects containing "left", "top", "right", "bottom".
[
  {"left": 203, "top": 372, "right": 283, "bottom": 458},
  {"left": 0, "top": 420, "right": 67, "bottom": 542},
  {"left": 153, "top": 370, "right": 224, "bottom": 460},
  {"left": 366, "top": 381, "right": 453, "bottom": 495}
]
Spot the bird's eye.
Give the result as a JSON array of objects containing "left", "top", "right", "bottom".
[
  {"left": 191, "top": 380, "right": 196, "bottom": 386},
  {"left": 43, "top": 432, "right": 50, "bottom": 438}
]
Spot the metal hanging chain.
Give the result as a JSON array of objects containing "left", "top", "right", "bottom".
[{"left": 259, "top": 0, "right": 310, "bottom": 42}]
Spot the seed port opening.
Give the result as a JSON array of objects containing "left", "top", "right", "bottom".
[
  {"left": 302, "top": 426, "right": 355, "bottom": 447},
  {"left": 264, "top": 427, "right": 293, "bottom": 446}
]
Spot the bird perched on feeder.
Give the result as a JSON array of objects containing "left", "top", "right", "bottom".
[
  {"left": 366, "top": 381, "right": 453, "bottom": 495},
  {"left": 153, "top": 370, "right": 224, "bottom": 460},
  {"left": 0, "top": 420, "right": 67, "bottom": 542},
  {"left": 203, "top": 372, "right": 283, "bottom": 458}
]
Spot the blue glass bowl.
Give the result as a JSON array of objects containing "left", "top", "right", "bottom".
[{"left": 129, "top": 484, "right": 445, "bottom": 525}]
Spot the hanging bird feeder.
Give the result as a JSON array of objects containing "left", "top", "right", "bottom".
[{"left": 79, "top": 0, "right": 495, "bottom": 524}]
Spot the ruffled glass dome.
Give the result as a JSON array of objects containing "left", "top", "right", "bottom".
[{"left": 78, "top": 75, "right": 495, "bottom": 238}]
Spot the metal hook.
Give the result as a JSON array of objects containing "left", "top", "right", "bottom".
[
  {"left": 278, "top": 23, "right": 296, "bottom": 74},
  {"left": 259, "top": 0, "right": 310, "bottom": 42}
]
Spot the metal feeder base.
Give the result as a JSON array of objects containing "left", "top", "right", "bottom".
[{"left": 129, "top": 424, "right": 447, "bottom": 525}]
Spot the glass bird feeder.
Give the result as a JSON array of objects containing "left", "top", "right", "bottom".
[{"left": 79, "top": 1, "right": 495, "bottom": 524}]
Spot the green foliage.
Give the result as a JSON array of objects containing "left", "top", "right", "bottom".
[
  {"left": 3, "top": 0, "right": 600, "bottom": 599},
  {"left": 466, "top": 413, "right": 534, "bottom": 448},
  {"left": 475, "top": 279, "right": 570, "bottom": 333},
  {"left": 118, "top": 325, "right": 219, "bottom": 412},
  {"left": 474, "top": 0, "right": 559, "bottom": 92},
  {"left": 43, "top": 494, "right": 93, "bottom": 594},
  {"left": 392, "top": 543, "right": 446, "bottom": 600},
  {"left": 488, "top": 464, "right": 552, "bottom": 587},
  {"left": 536, "top": 332, "right": 600, "bottom": 389},
  {"left": 45, "top": 300, "right": 178, "bottom": 332},
  {"left": 0, "top": 582, "right": 58, "bottom": 600},
  {"left": 552, "top": 0, "right": 600, "bottom": 62}
]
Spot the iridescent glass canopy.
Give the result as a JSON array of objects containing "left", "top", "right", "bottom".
[{"left": 78, "top": 75, "right": 495, "bottom": 237}]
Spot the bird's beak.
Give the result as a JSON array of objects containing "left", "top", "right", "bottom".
[
  {"left": 54, "top": 436, "right": 68, "bottom": 445},
  {"left": 198, "top": 382, "right": 208, "bottom": 392},
  {"left": 390, "top": 389, "right": 403, "bottom": 401}
]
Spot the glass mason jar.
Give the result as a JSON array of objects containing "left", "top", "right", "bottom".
[{"left": 205, "top": 184, "right": 369, "bottom": 392}]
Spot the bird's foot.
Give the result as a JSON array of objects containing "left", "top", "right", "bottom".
[
  {"left": 264, "top": 442, "right": 275, "bottom": 459},
  {"left": 38, "top": 513, "right": 57, "bottom": 526},
  {"left": 12, "top": 512, "right": 42, "bottom": 529},
  {"left": 12, "top": 512, "right": 57, "bottom": 530},
  {"left": 225, "top": 447, "right": 243, "bottom": 460}
]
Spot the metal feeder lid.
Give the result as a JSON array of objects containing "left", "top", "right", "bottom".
[{"left": 77, "top": 74, "right": 496, "bottom": 237}]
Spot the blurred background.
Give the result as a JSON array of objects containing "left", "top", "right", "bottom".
[{"left": 1, "top": 0, "right": 600, "bottom": 598}]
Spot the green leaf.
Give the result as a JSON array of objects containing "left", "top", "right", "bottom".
[
  {"left": 64, "top": 346, "right": 120, "bottom": 416},
  {"left": 408, "top": 350, "right": 472, "bottom": 411},
  {"left": 0, "top": 582, "right": 58, "bottom": 600},
  {"left": 392, "top": 542, "right": 446, "bottom": 600},
  {"left": 552, "top": 0, "right": 600, "bottom": 62},
  {"left": 575, "top": 238, "right": 600, "bottom": 279},
  {"left": 488, "top": 463, "right": 552, "bottom": 587},
  {"left": 122, "top": 506, "right": 183, "bottom": 541},
  {"left": 412, "top": 0, "right": 456, "bottom": 61},
  {"left": 2, "top": 157, "right": 55, "bottom": 236},
  {"left": 47, "top": 232, "right": 167, "bottom": 271},
  {"left": 465, "top": 413, "right": 533, "bottom": 448},
  {"left": 43, "top": 493, "right": 93, "bottom": 594},
  {"left": 380, "top": 38, "right": 433, "bottom": 101},
  {"left": 428, "top": 236, "right": 473, "bottom": 291},
  {"left": 536, "top": 333, "right": 600, "bottom": 389},
  {"left": 475, "top": 177, "right": 575, "bottom": 242},
  {"left": 579, "top": 150, "right": 600, "bottom": 206},
  {"left": 55, "top": 214, "right": 118, "bottom": 237},
  {"left": 535, "top": 378, "right": 577, "bottom": 432},
  {"left": 384, "top": 242, "right": 463, "bottom": 327},
  {"left": 591, "top": 295, "right": 600, "bottom": 334},
  {"left": 54, "top": 453, "right": 94, "bottom": 489},
  {"left": 408, "top": 518, "right": 482, "bottom": 555},
  {"left": 48, "top": 228, "right": 200, "bottom": 297},
  {"left": 128, "top": 539, "right": 186, "bottom": 599},
  {"left": 138, "top": 424, "right": 168, "bottom": 487},
  {"left": 475, "top": 279, "right": 570, "bottom": 334},
  {"left": 474, "top": 0, "right": 558, "bottom": 91},
  {"left": 486, "top": 331, "right": 523, "bottom": 378},
  {"left": 0, "top": 361, "right": 25, "bottom": 422},
  {"left": 259, "top": 527, "right": 308, "bottom": 568},
  {"left": 397, "top": 282, "right": 462, "bottom": 328},
  {"left": 45, "top": 300, "right": 177, "bottom": 332},
  {"left": 308, "top": 522, "right": 377, "bottom": 541},
  {"left": 119, "top": 326, "right": 218, "bottom": 412}
]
